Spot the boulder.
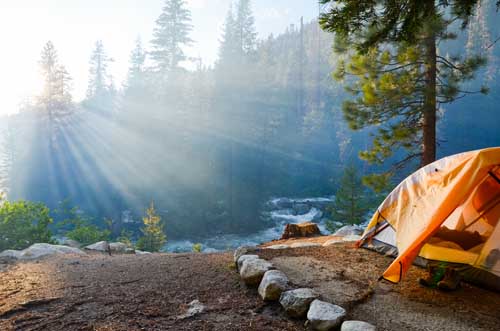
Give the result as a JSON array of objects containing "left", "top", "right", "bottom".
[
  {"left": 307, "top": 299, "right": 346, "bottom": 331},
  {"left": 322, "top": 239, "right": 343, "bottom": 247},
  {"left": 2, "top": 243, "right": 86, "bottom": 260},
  {"left": 125, "top": 248, "right": 136, "bottom": 254},
  {"left": 234, "top": 246, "right": 259, "bottom": 264},
  {"left": 109, "top": 242, "right": 129, "bottom": 254},
  {"left": 279, "top": 288, "right": 318, "bottom": 318},
  {"left": 258, "top": 270, "right": 288, "bottom": 301},
  {"left": 240, "top": 258, "right": 273, "bottom": 285},
  {"left": 280, "top": 222, "right": 321, "bottom": 240},
  {"left": 341, "top": 321, "right": 376, "bottom": 331},
  {"left": 84, "top": 241, "right": 110, "bottom": 252},
  {"left": 62, "top": 239, "right": 81, "bottom": 248},
  {"left": 237, "top": 254, "right": 259, "bottom": 270},
  {"left": 290, "top": 242, "right": 321, "bottom": 249},
  {"left": 334, "top": 225, "right": 363, "bottom": 237},
  {"left": 266, "top": 244, "right": 290, "bottom": 250}
]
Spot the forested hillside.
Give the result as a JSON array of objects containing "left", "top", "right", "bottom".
[{"left": 0, "top": 0, "right": 498, "bottom": 241}]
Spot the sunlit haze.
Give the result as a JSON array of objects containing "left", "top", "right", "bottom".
[{"left": 0, "top": 0, "right": 318, "bottom": 116}]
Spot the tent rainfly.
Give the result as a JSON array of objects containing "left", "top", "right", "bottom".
[{"left": 358, "top": 147, "right": 500, "bottom": 290}]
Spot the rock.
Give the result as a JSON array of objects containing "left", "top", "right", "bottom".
[
  {"left": 0, "top": 250, "right": 22, "bottom": 260},
  {"left": 240, "top": 258, "right": 273, "bottom": 285},
  {"left": 266, "top": 244, "right": 290, "bottom": 250},
  {"left": 5, "top": 243, "right": 86, "bottom": 260},
  {"left": 84, "top": 241, "right": 110, "bottom": 252},
  {"left": 125, "top": 248, "right": 136, "bottom": 254},
  {"left": 258, "top": 270, "right": 288, "bottom": 301},
  {"left": 237, "top": 254, "right": 259, "bottom": 270},
  {"left": 135, "top": 250, "right": 152, "bottom": 255},
  {"left": 341, "top": 321, "right": 376, "bottom": 331},
  {"left": 334, "top": 225, "right": 364, "bottom": 237},
  {"left": 178, "top": 299, "right": 205, "bottom": 319},
  {"left": 290, "top": 242, "right": 321, "bottom": 248},
  {"left": 281, "top": 222, "right": 321, "bottom": 240},
  {"left": 62, "top": 239, "right": 81, "bottom": 248},
  {"left": 342, "top": 235, "right": 362, "bottom": 242},
  {"left": 322, "top": 239, "right": 343, "bottom": 247},
  {"left": 307, "top": 299, "right": 346, "bottom": 330},
  {"left": 234, "top": 246, "right": 259, "bottom": 264},
  {"left": 293, "top": 203, "right": 311, "bottom": 215},
  {"left": 109, "top": 242, "right": 129, "bottom": 253},
  {"left": 279, "top": 288, "right": 318, "bottom": 318}
]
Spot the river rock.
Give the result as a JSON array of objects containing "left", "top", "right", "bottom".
[
  {"left": 234, "top": 246, "right": 259, "bottom": 264},
  {"left": 341, "top": 321, "right": 376, "bottom": 331},
  {"left": 334, "top": 225, "right": 363, "bottom": 236},
  {"left": 258, "top": 270, "right": 288, "bottom": 301},
  {"left": 84, "top": 241, "right": 110, "bottom": 252},
  {"left": 237, "top": 254, "right": 259, "bottom": 270},
  {"left": 279, "top": 288, "right": 318, "bottom": 318},
  {"left": 307, "top": 299, "right": 346, "bottom": 330},
  {"left": 240, "top": 258, "right": 273, "bottom": 285},
  {"left": 281, "top": 222, "right": 321, "bottom": 240}
]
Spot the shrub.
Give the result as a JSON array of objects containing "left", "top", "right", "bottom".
[
  {"left": 136, "top": 201, "right": 166, "bottom": 252},
  {"left": 0, "top": 200, "right": 53, "bottom": 251},
  {"left": 66, "top": 225, "right": 110, "bottom": 246},
  {"left": 192, "top": 243, "right": 202, "bottom": 253}
]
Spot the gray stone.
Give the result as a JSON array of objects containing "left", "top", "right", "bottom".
[
  {"left": 290, "top": 242, "right": 321, "bottom": 248},
  {"left": 109, "top": 242, "right": 129, "bottom": 253},
  {"left": 279, "top": 288, "right": 318, "bottom": 318},
  {"left": 258, "top": 270, "right": 288, "bottom": 301},
  {"left": 307, "top": 300, "right": 346, "bottom": 331},
  {"left": 84, "top": 241, "right": 110, "bottom": 252},
  {"left": 2, "top": 243, "right": 85, "bottom": 260},
  {"left": 135, "top": 250, "right": 152, "bottom": 255},
  {"left": 178, "top": 299, "right": 205, "bottom": 319},
  {"left": 234, "top": 246, "right": 259, "bottom": 264},
  {"left": 239, "top": 258, "right": 273, "bottom": 285},
  {"left": 62, "top": 239, "right": 81, "bottom": 248},
  {"left": 0, "top": 249, "right": 22, "bottom": 260},
  {"left": 125, "top": 248, "right": 136, "bottom": 254},
  {"left": 237, "top": 254, "right": 259, "bottom": 270},
  {"left": 341, "top": 321, "right": 376, "bottom": 331}
]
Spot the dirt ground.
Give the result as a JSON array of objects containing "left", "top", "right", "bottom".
[
  {"left": 257, "top": 243, "right": 500, "bottom": 331},
  {"left": 0, "top": 243, "right": 499, "bottom": 331},
  {"left": 0, "top": 253, "right": 301, "bottom": 331}
]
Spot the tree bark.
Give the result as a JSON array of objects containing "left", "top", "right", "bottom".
[{"left": 422, "top": 32, "right": 437, "bottom": 166}]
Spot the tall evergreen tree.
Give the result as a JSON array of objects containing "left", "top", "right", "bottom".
[
  {"left": 235, "top": 0, "right": 257, "bottom": 56},
  {"left": 218, "top": 4, "right": 239, "bottom": 67},
  {"left": 320, "top": 1, "right": 489, "bottom": 189},
  {"left": 136, "top": 201, "right": 167, "bottom": 252},
  {"left": 87, "top": 40, "right": 113, "bottom": 99},
  {"left": 125, "top": 37, "right": 147, "bottom": 89},
  {"left": 150, "top": 0, "right": 193, "bottom": 72}
]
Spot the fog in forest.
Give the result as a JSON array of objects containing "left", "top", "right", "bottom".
[{"left": 0, "top": 0, "right": 499, "bottom": 252}]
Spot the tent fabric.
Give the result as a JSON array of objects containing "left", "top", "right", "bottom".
[{"left": 358, "top": 147, "right": 500, "bottom": 283}]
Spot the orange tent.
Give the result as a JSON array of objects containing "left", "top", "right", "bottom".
[{"left": 358, "top": 147, "right": 500, "bottom": 285}]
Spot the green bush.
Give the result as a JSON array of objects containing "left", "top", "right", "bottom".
[
  {"left": 136, "top": 201, "right": 166, "bottom": 252},
  {"left": 0, "top": 200, "right": 54, "bottom": 251},
  {"left": 192, "top": 243, "right": 202, "bottom": 253},
  {"left": 66, "top": 225, "right": 110, "bottom": 246}
]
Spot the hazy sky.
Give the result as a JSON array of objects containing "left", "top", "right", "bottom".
[{"left": 0, "top": 0, "right": 319, "bottom": 116}]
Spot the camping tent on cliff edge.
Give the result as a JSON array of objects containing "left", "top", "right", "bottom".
[{"left": 357, "top": 147, "right": 500, "bottom": 289}]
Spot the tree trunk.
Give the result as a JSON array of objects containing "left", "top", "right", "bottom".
[{"left": 422, "top": 32, "right": 437, "bottom": 166}]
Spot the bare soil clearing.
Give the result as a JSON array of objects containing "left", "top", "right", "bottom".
[
  {"left": 0, "top": 243, "right": 499, "bottom": 331},
  {"left": 0, "top": 253, "right": 302, "bottom": 331},
  {"left": 257, "top": 243, "right": 500, "bottom": 331}
]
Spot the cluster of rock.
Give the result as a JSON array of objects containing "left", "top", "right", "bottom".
[
  {"left": 0, "top": 241, "right": 152, "bottom": 261},
  {"left": 234, "top": 246, "right": 376, "bottom": 331}
]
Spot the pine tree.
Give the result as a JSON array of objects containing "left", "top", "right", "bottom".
[
  {"left": 319, "top": 1, "right": 488, "bottom": 188},
  {"left": 327, "top": 165, "right": 369, "bottom": 229},
  {"left": 87, "top": 40, "right": 113, "bottom": 99},
  {"left": 235, "top": 0, "right": 257, "bottom": 56},
  {"left": 136, "top": 201, "right": 166, "bottom": 252},
  {"left": 218, "top": 4, "right": 239, "bottom": 67},
  {"left": 150, "top": 0, "right": 193, "bottom": 73},
  {"left": 125, "top": 37, "right": 147, "bottom": 89}
]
